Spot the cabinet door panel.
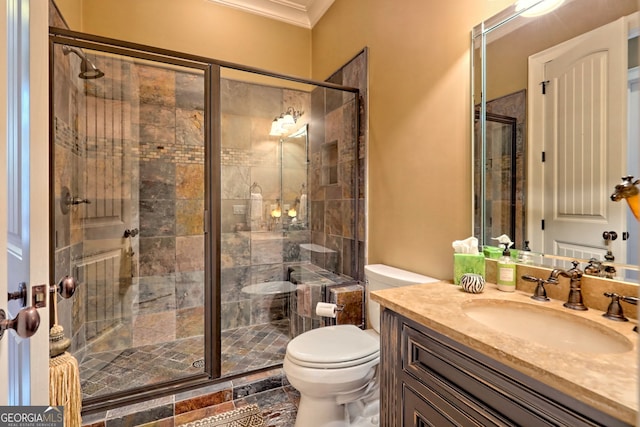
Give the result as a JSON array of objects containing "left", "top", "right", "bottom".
[
  {"left": 404, "top": 385, "right": 460, "bottom": 427},
  {"left": 403, "top": 363, "right": 511, "bottom": 426}
]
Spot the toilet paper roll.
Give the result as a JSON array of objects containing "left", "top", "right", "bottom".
[{"left": 315, "top": 302, "right": 338, "bottom": 318}]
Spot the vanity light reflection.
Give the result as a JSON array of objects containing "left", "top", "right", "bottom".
[{"left": 515, "top": 0, "right": 564, "bottom": 17}]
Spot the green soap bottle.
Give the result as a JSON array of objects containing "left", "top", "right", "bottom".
[{"left": 497, "top": 243, "right": 516, "bottom": 292}]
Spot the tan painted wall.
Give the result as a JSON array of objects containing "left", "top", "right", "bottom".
[
  {"left": 312, "top": 0, "right": 512, "bottom": 280},
  {"left": 53, "top": 0, "right": 82, "bottom": 29},
  {"left": 54, "top": 0, "right": 516, "bottom": 281},
  {"left": 55, "top": 0, "right": 312, "bottom": 78}
]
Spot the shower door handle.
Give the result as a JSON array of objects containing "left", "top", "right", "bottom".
[
  {"left": 50, "top": 276, "right": 78, "bottom": 299},
  {"left": 0, "top": 306, "right": 40, "bottom": 341}
]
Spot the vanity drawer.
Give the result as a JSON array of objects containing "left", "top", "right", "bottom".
[
  {"left": 399, "top": 320, "right": 630, "bottom": 427},
  {"left": 402, "top": 372, "right": 510, "bottom": 426}
]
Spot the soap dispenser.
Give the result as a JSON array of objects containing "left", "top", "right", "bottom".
[{"left": 497, "top": 242, "right": 516, "bottom": 292}]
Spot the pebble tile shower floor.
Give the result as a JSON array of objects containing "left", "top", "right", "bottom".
[{"left": 79, "top": 320, "right": 290, "bottom": 399}]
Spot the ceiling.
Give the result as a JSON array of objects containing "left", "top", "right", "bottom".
[{"left": 209, "top": 0, "right": 335, "bottom": 29}]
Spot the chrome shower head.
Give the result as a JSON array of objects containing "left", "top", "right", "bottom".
[{"left": 62, "top": 45, "right": 105, "bottom": 80}]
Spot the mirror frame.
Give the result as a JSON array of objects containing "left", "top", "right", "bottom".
[{"left": 471, "top": 1, "right": 547, "bottom": 250}]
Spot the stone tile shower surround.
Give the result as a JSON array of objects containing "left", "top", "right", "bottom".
[
  {"left": 219, "top": 78, "right": 312, "bottom": 334},
  {"left": 53, "top": 52, "right": 208, "bottom": 394},
  {"left": 219, "top": 50, "right": 367, "bottom": 341},
  {"left": 50, "top": 1, "right": 370, "bottom": 412}
]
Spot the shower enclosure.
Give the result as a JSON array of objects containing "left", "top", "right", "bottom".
[{"left": 50, "top": 28, "right": 364, "bottom": 413}]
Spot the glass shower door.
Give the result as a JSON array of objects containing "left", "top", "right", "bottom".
[{"left": 51, "top": 38, "right": 211, "bottom": 402}]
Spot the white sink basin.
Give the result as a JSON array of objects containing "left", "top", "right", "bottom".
[{"left": 462, "top": 299, "right": 633, "bottom": 354}]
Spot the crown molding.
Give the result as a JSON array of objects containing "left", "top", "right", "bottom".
[{"left": 209, "top": 0, "right": 335, "bottom": 29}]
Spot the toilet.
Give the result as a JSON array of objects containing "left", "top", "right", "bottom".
[{"left": 283, "top": 264, "right": 439, "bottom": 427}]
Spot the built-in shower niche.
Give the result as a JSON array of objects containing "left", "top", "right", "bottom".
[{"left": 321, "top": 141, "right": 339, "bottom": 186}]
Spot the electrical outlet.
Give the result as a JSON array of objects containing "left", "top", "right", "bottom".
[{"left": 233, "top": 205, "right": 246, "bottom": 215}]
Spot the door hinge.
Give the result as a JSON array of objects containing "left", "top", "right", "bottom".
[
  {"left": 541, "top": 80, "right": 550, "bottom": 94},
  {"left": 541, "top": 151, "right": 545, "bottom": 162},
  {"left": 541, "top": 219, "right": 545, "bottom": 230}
]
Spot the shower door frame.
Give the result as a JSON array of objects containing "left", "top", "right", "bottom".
[
  {"left": 49, "top": 26, "right": 361, "bottom": 415},
  {"left": 49, "top": 29, "right": 220, "bottom": 413}
]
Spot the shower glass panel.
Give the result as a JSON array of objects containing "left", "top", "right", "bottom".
[
  {"left": 51, "top": 40, "right": 209, "bottom": 400},
  {"left": 219, "top": 68, "right": 360, "bottom": 376}
]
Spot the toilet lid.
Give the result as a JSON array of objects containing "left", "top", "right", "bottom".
[{"left": 286, "top": 325, "right": 379, "bottom": 368}]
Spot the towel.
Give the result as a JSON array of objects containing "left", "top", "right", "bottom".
[
  {"left": 299, "top": 193, "right": 307, "bottom": 222},
  {"left": 250, "top": 192, "right": 263, "bottom": 228}
]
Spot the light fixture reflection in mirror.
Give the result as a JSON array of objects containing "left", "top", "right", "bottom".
[
  {"left": 269, "top": 107, "right": 304, "bottom": 136},
  {"left": 271, "top": 199, "right": 282, "bottom": 219},
  {"left": 515, "top": 0, "right": 565, "bottom": 17}
]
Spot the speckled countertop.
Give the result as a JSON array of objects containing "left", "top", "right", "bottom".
[{"left": 371, "top": 281, "right": 638, "bottom": 425}]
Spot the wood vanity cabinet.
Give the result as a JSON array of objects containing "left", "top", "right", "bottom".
[{"left": 379, "top": 309, "right": 631, "bottom": 427}]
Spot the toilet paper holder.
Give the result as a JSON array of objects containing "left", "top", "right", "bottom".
[{"left": 315, "top": 302, "right": 345, "bottom": 318}]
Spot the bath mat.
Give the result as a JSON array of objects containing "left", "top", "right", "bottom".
[{"left": 181, "top": 404, "right": 264, "bottom": 427}]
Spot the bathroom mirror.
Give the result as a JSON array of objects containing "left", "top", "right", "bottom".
[
  {"left": 281, "top": 124, "right": 309, "bottom": 230},
  {"left": 472, "top": 0, "right": 639, "bottom": 282}
]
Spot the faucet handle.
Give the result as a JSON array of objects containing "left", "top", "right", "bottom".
[
  {"left": 568, "top": 260, "right": 583, "bottom": 275},
  {"left": 620, "top": 295, "right": 638, "bottom": 306},
  {"left": 602, "top": 292, "right": 629, "bottom": 322},
  {"left": 522, "top": 275, "right": 557, "bottom": 302}
]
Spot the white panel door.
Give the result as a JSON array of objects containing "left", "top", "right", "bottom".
[
  {"left": 0, "top": 0, "right": 9, "bottom": 405},
  {"left": 529, "top": 17, "right": 628, "bottom": 265},
  {"left": 1, "top": 0, "right": 50, "bottom": 406}
]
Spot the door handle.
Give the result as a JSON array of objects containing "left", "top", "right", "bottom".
[
  {"left": 0, "top": 306, "right": 40, "bottom": 341},
  {"left": 7, "top": 276, "right": 78, "bottom": 308},
  {"left": 7, "top": 282, "right": 28, "bottom": 307}
]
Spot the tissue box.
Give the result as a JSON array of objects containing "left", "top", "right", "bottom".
[
  {"left": 453, "top": 253, "right": 486, "bottom": 285},
  {"left": 482, "top": 246, "right": 502, "bottom": 259}
]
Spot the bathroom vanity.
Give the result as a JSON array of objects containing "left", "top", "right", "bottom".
[{"left": 371, "top": 281, "right": 638, "bottom": 426}]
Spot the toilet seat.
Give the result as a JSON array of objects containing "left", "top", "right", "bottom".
[{"left": 286, "top": 325, "right": 379, "bottom": 369}]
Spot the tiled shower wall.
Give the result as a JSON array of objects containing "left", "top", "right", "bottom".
[
  {"left": 134, "top": 65, "right": 206, "bottom": 347},
  {"left": 219, "top": 49, "right": 368, "bottom": 335},
  {"left": 309, "top": 50, "right": 367, "bottom": 282},
  {"left": 52, "top": 48, "right": 146, "bottom": 358},
  {"left": 219, "top": 78, "right": 312, "bottom": 331},
  {"left": 53, "top": 48, "right": 207, "bottom": 360}
]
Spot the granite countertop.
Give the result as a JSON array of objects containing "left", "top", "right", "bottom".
[{"left": 371, "top": 280, "right": 639, "bottom": 425}]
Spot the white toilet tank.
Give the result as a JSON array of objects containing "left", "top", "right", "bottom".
[{"left": 364, "top": 264, "right": 439, "bottom": 333}]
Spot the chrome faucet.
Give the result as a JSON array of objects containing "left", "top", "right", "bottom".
[{"left": 548, "top": 261, "right": 587, "bottom": 311}]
